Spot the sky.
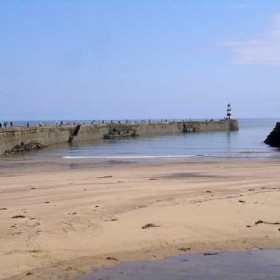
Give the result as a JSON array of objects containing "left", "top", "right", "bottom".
[{"left": 0, "top": 0, "right": 280, "bottom": 120}]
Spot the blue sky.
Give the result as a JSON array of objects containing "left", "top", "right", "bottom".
[{"left": 0, "top": 0, "right": 280, "bottom": 120}]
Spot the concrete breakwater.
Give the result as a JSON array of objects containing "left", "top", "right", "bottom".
[{"left": 0, "top": 120, "right": 239, "bottom": 155}]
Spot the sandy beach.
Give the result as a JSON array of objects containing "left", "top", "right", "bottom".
[{"left": 0, "top": 158, "right": 280, "bottom": 280}]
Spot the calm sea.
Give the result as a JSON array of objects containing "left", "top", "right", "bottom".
[{"left": 15, "top": 118, "right": 279, "bottom": 160}]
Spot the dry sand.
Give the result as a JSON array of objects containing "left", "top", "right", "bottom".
[{"left": 0, "top": 158, "right": 280, "bottom": 279}]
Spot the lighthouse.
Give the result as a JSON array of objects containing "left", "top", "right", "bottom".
[{"left": 227, "top": 103, "right": 232, "bottom": 119}]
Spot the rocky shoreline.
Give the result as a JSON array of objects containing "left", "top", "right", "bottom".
[{"left": 4, "top": 142, "right": 46, "bottom": 155}]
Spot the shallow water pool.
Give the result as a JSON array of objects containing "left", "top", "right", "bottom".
[{"left": 80, "top": 249, "right": 280, "bottom": 280}]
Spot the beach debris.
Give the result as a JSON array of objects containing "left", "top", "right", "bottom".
[
  {"left": 44, "top": 201, "right": 50, "bottom": 204},
  {"left": 30, "top": 187, "right": 37, "bottom": 190},
  {"left": 203, "top": 252, "right": 219, "bottom": 256},
  {"left": 11, "top": 215, "right": 25, "bottom": 219},
  {"left": 67, "top": 212, "right": 77, "bottom": 215},
  {"left": 205, "top": 190, "right": 212, "bottom": 193},
  {"left": 106, "top": 257, "right": 119, "bottom": 261},
  {"left": 105, "top": 218, "right": 118, "bottom": 222},
  {"left": 98, "top": 176, "right": 112, "bottom": 179},
  {"left": 248, "top": 189, "right": 255, "bottom": 191},
  {"left": 65, "top": 266, "right": 76, "bottom": 271},
  {"left": 142, "top": 223, "right": 158, "bottom": 229},
  {"left": 0, "top": 208, "right": 7, "bottom": 210},
  {"left": 10, "top": 231, "right": 22, "bottom": 235},
  {"left": 246, "top": 225, "right": 251, "bottom": 228},
  {"left": 29, "top": 249, "right": 41, "bottom": 253},
  {"left": 255, "top": 220, "right": 280, "bottom": 225},
  {"left": 26, "top": 271, "right": 33, "bottom": 276},
  {"left": 149, "top": 178, "right": 158, "bottom": 181},
  {"left": 178, "top": 247, "right": 191, "bottom": 252},
  {"left": 238, "top": 200, "right": 246, "bottom": 203}
]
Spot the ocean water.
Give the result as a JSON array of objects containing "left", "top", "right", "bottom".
[
  {"left": 80, "top": 249, "right": 280, "bottom": 280},
  {"left": 12, "top": 118, "right": 280, "bottom": 159}
]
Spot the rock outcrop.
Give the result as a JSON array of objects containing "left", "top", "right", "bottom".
[
  {"left": 4, "top": 142, "right": 46, "bottom": 155},
  {"left": 264, "top": 122, "right": 280, "bottom": 148}
]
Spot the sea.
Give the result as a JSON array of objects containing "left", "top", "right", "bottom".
[{"left": 7, "top": 118, "right": 280, "bottom": 160}]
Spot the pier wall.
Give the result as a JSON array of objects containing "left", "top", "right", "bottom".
[{"left": 0, "top": 120, "right": 239, "bottom": 155}]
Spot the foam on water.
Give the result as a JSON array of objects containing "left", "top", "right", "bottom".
[{"left": 63, "top": 155, "right": 199, "bottom": 159}]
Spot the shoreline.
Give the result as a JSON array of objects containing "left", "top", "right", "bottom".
[{"left": 1, "top": 158, "right": 280, "bottom": 279}]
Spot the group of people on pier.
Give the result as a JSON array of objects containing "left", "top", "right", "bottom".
[
  {"left": 0, "top": 121, "right": 14, "bottom": 128},
  {"left": 0, "top": 119, "right": 192, "bottom": 129}
]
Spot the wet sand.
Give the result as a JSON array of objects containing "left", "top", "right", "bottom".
[
  {"left": 0, "top": 158, "right": 280, "bottom": 279},
  {"left": 81, "top": 249, "right": 280, "bottom": 280}
]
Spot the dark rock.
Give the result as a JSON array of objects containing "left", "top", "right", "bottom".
[
  {"left": 4, "top": 142, "right": 46, "bottom": 155},
  {"left": 265, "top": 122, "right": 280, "bottom": 147}
]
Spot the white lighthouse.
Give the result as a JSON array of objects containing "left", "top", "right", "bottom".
[{"left": 227, "top": 103, "right": 232, "bottom": 119}]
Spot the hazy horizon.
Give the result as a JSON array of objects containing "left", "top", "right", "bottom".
[{"left": 1, "top": 1, "right": 280, "bottom": 120}]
